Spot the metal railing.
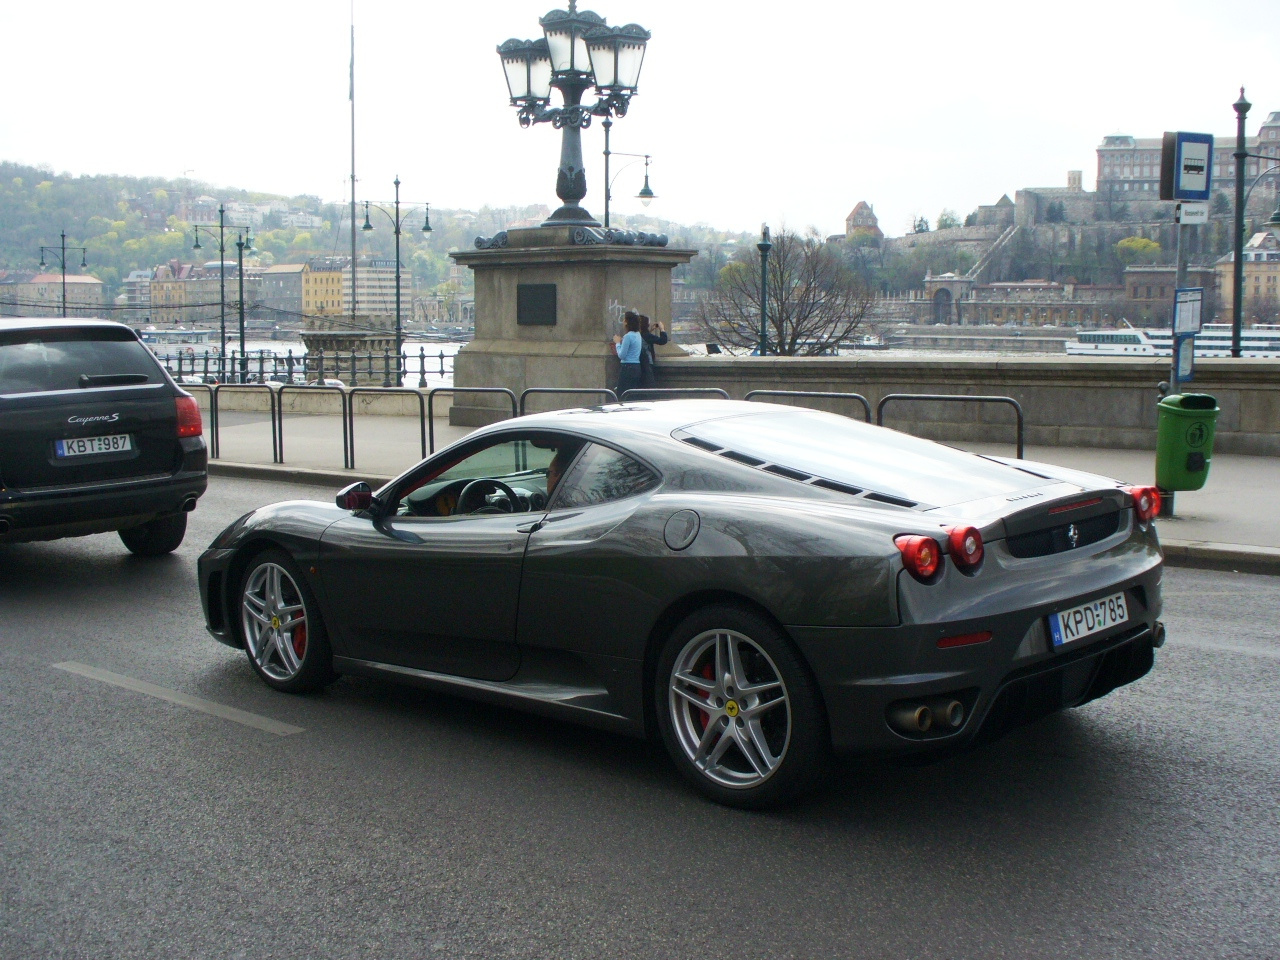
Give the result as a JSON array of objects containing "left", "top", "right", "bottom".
[
  {"left": 210, "top": 384, "right": 282, "bottom": 464},
  {"left": 426, "top": 387, "right": 518, "bottom": 454},
  {"left": 192, "top": 381, "right": 1027, "bottom": 472},
  {"left": 519, "top": 387, "right": 618, "bottom": 416},
  {"left": 277, "top": 384, "right": 349, "bottom": 467},
  {"left": 157, "top": 345, "right": 455, "bottom": 387},
  {"left": 347, "top": 387, "right": 427, "bottom": 470},
  {"left": 744, "top": 389, "right": 872, "bottom": 423},
  {"left": 876, "top": 393, "right": 1024, "bottom": 459},
  {"left": 620, "top": 387, "right": 731, "bottom": 401}
]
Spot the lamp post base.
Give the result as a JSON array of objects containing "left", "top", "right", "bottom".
[{"left": 542, "top": 204, "right": 601, "bottom": 227}]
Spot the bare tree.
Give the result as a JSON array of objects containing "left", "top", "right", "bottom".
[
  {"left": 1251, "top": 293, "right": 1280, "bottom": 324},
  {"left": 695, "top": 229, "right": 874, "bottom": 355}
]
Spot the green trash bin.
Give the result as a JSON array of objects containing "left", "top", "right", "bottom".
[{"left": 1155, "top": 393, "right": 1218, "bottom": 491}]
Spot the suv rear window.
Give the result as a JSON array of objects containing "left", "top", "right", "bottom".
[{"left": 0, "top": 329, "right": 163, "bottom": 395}]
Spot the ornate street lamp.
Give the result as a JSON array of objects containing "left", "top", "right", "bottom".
[{"left": 498, "top": 2, "right": 650, "bottom": 226}]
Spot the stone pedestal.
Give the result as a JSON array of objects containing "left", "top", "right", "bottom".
[{"left": 448, "top": 226, "right": 696, "bottom": 425}]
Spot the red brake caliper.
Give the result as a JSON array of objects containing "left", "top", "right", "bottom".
[{"left": 292, "top": 622, "right": 307, "bottom": 658}]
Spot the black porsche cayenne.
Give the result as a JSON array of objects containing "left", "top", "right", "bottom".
[{"left": 0, "top": 318, "right": 207, "bottom": 554}]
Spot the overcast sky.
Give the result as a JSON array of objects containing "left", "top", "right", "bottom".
[{"left": 3, "top": 1, "right": 1278, "bottom": 239}]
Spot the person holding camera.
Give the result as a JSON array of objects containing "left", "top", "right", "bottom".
[{"left": 638, "top": 315, "right": 668, "bottom": 389}]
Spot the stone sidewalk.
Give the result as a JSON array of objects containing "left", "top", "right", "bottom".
[{"left": 205, "top": 410, "right": 1280, "bottom": 574}]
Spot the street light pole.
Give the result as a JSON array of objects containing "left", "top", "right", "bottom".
[
  {"left": 1232, "top": 88, "right": 1251, "bottom": 358},
  {"left": 38, "top": 231, "right": 87, "bottom": 318},
  {"left": 603, "top": 116, "right": 612, "bottom": 228},
  {"left": 194, "top": 204, "right": 252, "bottom": 381},
  {"left": 363, "top": 179, "right": 432, "bottom": 386},
  {"left": 395, "top": 179, "right": 401, "bottom": 386},
  {"left": 603, "top": 136, "right": 655, "bottom": 230},
  {"left": 757, "top": 225, "right": 772, "bottom": 357},
  {"left": 235, "top": 230, "right": 253, "bottom": 383}
]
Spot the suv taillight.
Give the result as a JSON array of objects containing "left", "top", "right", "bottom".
[
  {"left": 895, "top": 535, "right": 942, "bottom": 581},
  {"left": 1124, "top": 485, "right": 1161, "bottom": 523},
  {"left": 175, "top": 395, "right": 203, "bottom": 438}
]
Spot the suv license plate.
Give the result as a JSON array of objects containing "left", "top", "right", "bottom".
[
  {"left": 56, "top": 434, "right": 133, "bottom": 458},
  {"left": 1048, "top": 592, "right": 1128, "bottom": 648}
]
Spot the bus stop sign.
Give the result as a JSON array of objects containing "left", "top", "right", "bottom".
[{"left": 1161, "top": 131, "right": 1214, "bottom": 201}]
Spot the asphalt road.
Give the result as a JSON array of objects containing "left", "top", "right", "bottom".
[{"left": 1, "top": 476, "right": 1277, "bottom": 960}]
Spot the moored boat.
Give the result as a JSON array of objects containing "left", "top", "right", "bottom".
[{"left": 1066, "top": 322, "right": 1280, "bottom": 358}]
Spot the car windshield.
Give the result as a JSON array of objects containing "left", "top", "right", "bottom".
[
  {"left": 682, "top": 409, "right": 1044, "bottom": 507},
  {"left": 0, "top": 329, "right": 162, "bottom": 395}
]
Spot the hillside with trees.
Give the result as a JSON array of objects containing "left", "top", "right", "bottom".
[{"left": 0, "top": 162, "right": 753, "bottom": 303}]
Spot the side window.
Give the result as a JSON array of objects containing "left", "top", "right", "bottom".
[
  {"left": 553, "top": 443, "right": 658, "bottom": 509},
  {"left": 397, "top": 433, "right": 579, "bottom": 518}
]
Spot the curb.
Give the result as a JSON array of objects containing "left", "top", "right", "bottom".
[
  {"left": 1159, "top": 538, "right": 1280, "bottom": 576},
  {"left": 208, "top": 461, "right": 395, "bottom": 488},
  {"left": 207, "top": 461, "right": 1280, "bottom": 576}
]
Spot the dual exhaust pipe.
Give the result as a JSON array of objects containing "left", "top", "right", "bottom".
[{"left": 888, "top": 696, "right": 966, "bottom": 737}]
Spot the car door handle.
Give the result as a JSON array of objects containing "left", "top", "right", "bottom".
[{"left": 516, "top": 521, "right": 544, "bottom": 533}]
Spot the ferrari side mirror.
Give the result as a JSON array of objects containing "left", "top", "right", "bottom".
[{"left": 336, "top": 481, "right": 373, "bottom": 512}]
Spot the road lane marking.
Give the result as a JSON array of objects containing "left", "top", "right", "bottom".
[{"left": 52, "top": 662, "right": 305, "bottom": 736}]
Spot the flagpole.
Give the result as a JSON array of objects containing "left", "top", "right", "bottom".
[{"left": 350, "top": 18, "right": 357, "bottom": 330}]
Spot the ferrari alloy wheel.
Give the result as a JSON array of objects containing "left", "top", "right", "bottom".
[
  {"left": 657, "top": 605, "right": 828, "bottom": 808},
  {"left": 239, "top": 549, "right": 333, "bottom": 693}
]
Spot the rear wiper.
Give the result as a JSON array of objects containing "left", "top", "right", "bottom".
[{"left": 78, "top": 373, "right": 150, "bottom": 388}]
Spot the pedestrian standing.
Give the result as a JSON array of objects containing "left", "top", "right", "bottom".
[
  {"left": 613, "top": 310, "right": 643, "bottom": 398},
  {"left": 638, "top": 315, "right": 668, "bottom": 389}
]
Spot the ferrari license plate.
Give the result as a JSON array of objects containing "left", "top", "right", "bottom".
[
  {"left": 1048, "top": 592, "right": 1128, "bottom": 648},
  {"left": 55, "top": 434, "right": 133, "bottom": 458}
]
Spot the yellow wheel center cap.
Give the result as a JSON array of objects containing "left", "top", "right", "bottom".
[
  {"left": 270, "top": 615, "right": 281, "bottom": 630},
  {"left": 725, "top": 700, "right": 739, "bottom": 718}
]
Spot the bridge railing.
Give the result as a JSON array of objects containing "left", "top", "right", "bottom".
[
  {"left": 744, "top": 389, "right": 872, "bottom": 423},
  {"left": 426, "top": 388, "right": 518, "bottom": 454},
  {"left": 519, "top": 387, "right": 618, "bottom": 416},
  {"left": 347, "top": 388, "right": 427, "bottom": 470},
  {"left": 876, "top": 393, "right": 1025, "bottom": 459}
]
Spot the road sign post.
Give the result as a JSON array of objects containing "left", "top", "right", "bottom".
[
  {"left": 1170, "top": 288, "right": 1203, "bottom": 395},
  {"left": 1161, "top": 132, "right": 1213, "bottom": 399}
]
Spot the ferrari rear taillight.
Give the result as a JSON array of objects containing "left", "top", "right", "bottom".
[
  {"left": 947, "top": 525, "right": 984, "bottom": 569},
  {"left": 895, "top": 535, "right": 941, "bottom": 581},
  {"left": 1124, "top": 485, "right": 1161, "bottom": 523},
  {"left": 175, "top": 395, "right": 203, "bottom": 438}
]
